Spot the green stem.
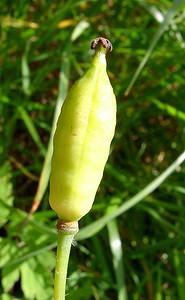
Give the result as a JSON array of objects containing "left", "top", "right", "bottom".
[{"left": 54, "top": 220, "right": 79, "bottom": 300}]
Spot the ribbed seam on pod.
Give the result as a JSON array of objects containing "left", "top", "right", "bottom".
[{"left": 49, "top": 38, "right": 116, "bottom": 222}]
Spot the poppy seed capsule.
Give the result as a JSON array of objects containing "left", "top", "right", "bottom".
[{"left": 49, "top": 37, "right": 116, "bottom": 221}]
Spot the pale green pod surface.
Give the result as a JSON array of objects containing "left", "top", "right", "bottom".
[{"left": 49, "top": 38, "right": 116, "bottom": 221}]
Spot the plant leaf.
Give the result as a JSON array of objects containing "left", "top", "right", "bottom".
[
  {"left": 0, "top": 163, "right": 13, "bottom": 227},
  {"left": 1, "top": 294, "right": 12, "bottom": 300},
  {"left": 152, "top": 99, "right": 185, "bottom": 122},
  {"left": 71, "top": 20, "right": 89, "bottom": 41},
  {"left": 20, "top": 257, "right": 53, "bottom": 300},
  {"left": 21, "top": 42, "right": 31, "bottom": 96},
  {"left": 107, "top": 206, "right": 128, "bottom": 300},
  {"left": 124, "top": 0, "right": 185, "bottom": 96},
  {"left": 18, "top": 106, "right": 46, "bottom": 156},
  {"left": 2, "top": 267, "right": 19, "bottom": 292}
]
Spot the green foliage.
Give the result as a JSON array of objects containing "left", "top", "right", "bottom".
[
  {"left": 1, "top": 0, "right": 185, "bottom": 299},
  {"left": 0, "top": 163, "right": 14, "bottom": 227}
]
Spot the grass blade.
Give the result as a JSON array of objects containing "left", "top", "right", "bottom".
[
  {"left": 107, "top": 206, "right": 127, "bottom": 300},
  {"left": 174, "top": 249, "right": 185, "bottom": 300},
  {"left": 71, "top": 20, "right": 89, "bottom": 41},
  {"left": 124, "top": 0, "right": 185, "bottom": 96},
  {"left": 21, "top": 43, "right": 31, "bottom": 96},
  {"left": 152, "top": 99, "right": 185, "bottom": 122},
  {"left": 156, "top": 269, "right": 162, "bottom": 300},
  {"left": 18, "top": 106, "right": 46, "bottom": 156},
  {"left": 30, "top": 51, "right": 70, "bottom": 213},
  {"left": 5, "top": 242, "right": 57, "bottom": 268},
  {"left": 77, "top": 150, "right": 185, "bottom": 240}
]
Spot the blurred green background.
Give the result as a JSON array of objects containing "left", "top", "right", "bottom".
[{"left": 1, "top": 0, "right": 185, "bottom": 299}]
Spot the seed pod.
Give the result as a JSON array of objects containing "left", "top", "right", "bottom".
[{"left": 49, "top": 37, "right": 116, "bottom": 221}]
